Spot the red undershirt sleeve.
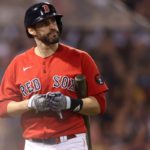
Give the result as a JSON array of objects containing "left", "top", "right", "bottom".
[{"left": 93, "top": 92, "right": 107, "bottom": 115}]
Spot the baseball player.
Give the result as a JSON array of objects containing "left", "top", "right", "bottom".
[{"left": 0, "top": 2, "right": 108, "bottom": 150}]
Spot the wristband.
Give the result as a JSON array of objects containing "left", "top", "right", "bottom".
[
  {"left": 28, "top": 95, "right": 37, "bottom": 109},
  {"left": 70, "top": 98, "right": 83, "bottom": 112},
  {"left": 65, "top": 96, "right": 71, "bottom": 109},
  {"left": 65, "top": 96, "right": 83, "bottom": 112}
]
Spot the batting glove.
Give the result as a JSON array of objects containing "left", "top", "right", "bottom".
[
  {"left": 46, "top": 92, "right": 83, "bottom": 112},
  {"left": 28, "top": 94, "right": 52, "bottom": 112}
]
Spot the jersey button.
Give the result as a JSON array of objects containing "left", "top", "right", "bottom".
[
  {"left": 43, "top": 70, "right": 46, "bottom": 73},
  {"left": 42, "top": 62, "right": 46, "bottom": 65}
]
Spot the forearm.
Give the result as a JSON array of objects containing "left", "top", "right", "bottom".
[
  {"left": 7, "top": 100, "right": 29, "bottom": 117},
  {"left": 79, "top": 96, "right": 100, "bottom": 115}
]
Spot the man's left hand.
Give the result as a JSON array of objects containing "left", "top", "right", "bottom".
[{"left": 46, "top": 92, "right": 70, "bottom": 112}]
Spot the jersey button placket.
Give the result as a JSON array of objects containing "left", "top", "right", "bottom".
[{"left": 42, "top": 61, "right": 46, "bottom": 74}]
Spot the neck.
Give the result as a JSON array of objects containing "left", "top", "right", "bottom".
[{"left": 34, "top": 41, "right": 59, "bottom": 58}]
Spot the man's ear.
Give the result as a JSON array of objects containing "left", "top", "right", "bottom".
[{"left": 27, "top": 28, "right": 36, "bottom": 36}]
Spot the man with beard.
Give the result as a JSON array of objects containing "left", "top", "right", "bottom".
[{"left": 0, "top": 2, "right": 108, "bottom": 150}]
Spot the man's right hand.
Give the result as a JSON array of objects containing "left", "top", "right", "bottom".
[{"left": 28, "top": 94, "right": 52, "bottom": 111}]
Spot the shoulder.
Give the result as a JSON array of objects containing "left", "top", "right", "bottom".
[
  {"left": 12, "top": 47, "right": 34, "bottom": 63},
  {"left": 60, "top": 43, "right": 90, "bottom": 57},
  {"left": 6, "top": 47, "right": 33, "bottom": 70}
]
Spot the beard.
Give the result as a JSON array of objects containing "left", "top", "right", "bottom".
[{"left": 36, "top": 29, "right": 60, "bottom": 45}]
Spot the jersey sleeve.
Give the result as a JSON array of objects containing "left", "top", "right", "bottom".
[
  {"left": 0, "top": 58, "right": 22, "bottom": 117},
  {"left": 81, "top": 52, "right": 108, "bottom": 96}
]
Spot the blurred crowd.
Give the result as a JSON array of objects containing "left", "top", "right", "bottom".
[
  {"left": 122, "top": 0, "right": 150, "bottom": 21},
  {"left": 0, "top": 0, "right": 150, "bottom": 150},
  {"left": 88, "top": 28, "right": 150, "bottom": 150}
]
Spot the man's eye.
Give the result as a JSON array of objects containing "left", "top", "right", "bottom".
[
  {"left": 35, "top": 18, "right": 56, "bottom": 28},
  {"left": 36, "top": 20, "right": 49, "bottom": 27},
  {"left": 43, "top": 20, "right": 50, "bottom": 26},
  {"left": 50, "top": 18, "right": 56, "bottom": 23}
]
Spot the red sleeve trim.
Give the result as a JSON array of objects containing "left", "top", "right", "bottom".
[{"left": 93, "top": 93, "right": 107, "bottom": 115}]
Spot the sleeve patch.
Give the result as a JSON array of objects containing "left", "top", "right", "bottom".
[{"left": 95, "top": 74, "right": 104, "bottom": 85}]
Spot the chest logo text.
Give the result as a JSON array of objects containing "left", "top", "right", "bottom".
[
  {"left": 20, "top": 78, "right": 41, "bottom": 97},
  {"left": 53, "top": 75, "right": 75, "bottom": 92}
]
